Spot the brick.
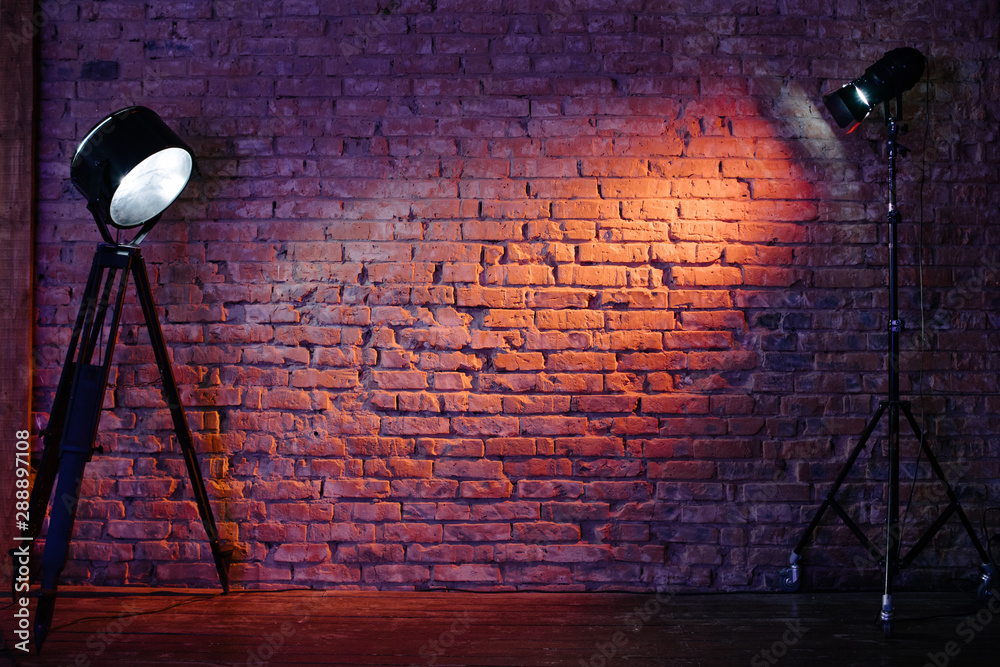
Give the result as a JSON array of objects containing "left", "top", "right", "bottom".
[
  {"left": 365, "top": 458, "right": 433, "bottom": 478},
  {"left": 521, "top": 416, "right": 587, "bottom": 436},
  {"left": 460, "top": 480, "right": 514, "bottom": 498},
  {"left": 381, "top": 417, "right": 450, "bottom": 436},
  {"left": 290, "top": 369, "right": 360, "bottom": 389},
  {"left": 557, "top": 264, "right": 627, "bottom": 287},
  {"left": 106, "top": 521, "right": 170, "bottom": 540},
  {"left": 643, "top": 395, "right": 710, "bottom": 414},
  {"left": 576, "top": 395, "right": 640, "bottom": 413},
  {"left": 545, "top": 351, "right": 616, "bottom": 371},
  {"left": 308, "top": 523, "right": 373, "bottom": 542},
  {"left": 389, "top": 480, "right": 460, "bottom": 498},
  {"left": 443, "top": 523, "right": 511, "bottom": 542},
  {"left": 274, "top": 544, "right": 331, "bottom": 563},
  {"left": 451, "top": 416, "right": 519, "bottom": 437},
  {"left": 648, "top": 461, "right": 717, "bottom": 480},
  {"left": 365, "top": 565, "right": 430, "bottom": 584},
  {"left": 536, "top": 310, "right": 605, "bottom": 330},
  {"left": 678, "top": 310, "right": 747, "bottom": 330},
  {"left": 608, "top": 331, "right": 665, "bottom": 350},
  {"left": 542, "top": 545, "right": 613, "bottom": 563},
  {"left": 605, "top": 311, "right": 674, "bottom": 331},
  {"left": 333, "top": 544, "right": 405, "bottom": 563},
  {"left": 517, "top": 480, "right": 584, "bottom": 499},
  {"left": 435, "top": 459, "right": 504, "bottom": 479},
  {"left": 502, "top": 395, "right": 571, "bottom": 415},
  {"left": 502, "top": 564, "right": 573, "bottom": 585},
  {"left": 321, "top": 480, "right": 390, "bottom": 499},
  {"left": 432, "top": 564, "right": 502, "bottom": 582},
  {"left": 417, "top": 438, "right": 485, "bottom": 457},
  {"left": 381, "top": 523, "right": 443, "bottom": 543},
  {"left": 671, "top": 266, "right": 743, "bottom": 287}
]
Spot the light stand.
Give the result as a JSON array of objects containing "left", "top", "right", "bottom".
[
  {"left": 18, "top": 107, "right": 231, "bottom": 651},
  {"left": 779, "top": 76, "right": 996, "bottom": 637}
]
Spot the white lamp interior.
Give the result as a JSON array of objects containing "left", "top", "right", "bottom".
[{"left": 109, "top": 147, "right": 193, "bottom": 227}]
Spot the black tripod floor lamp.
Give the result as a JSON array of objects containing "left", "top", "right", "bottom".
[
  {"left": 20, "top": 106, "right": 231, "bottom": 651},
  {"left": 778, "top": 48, "right": 995, "bottom": 637}
]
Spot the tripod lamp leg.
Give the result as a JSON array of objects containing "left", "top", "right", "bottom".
[{"left": 34, "top": 449, "right": 90, "bottom": 651}]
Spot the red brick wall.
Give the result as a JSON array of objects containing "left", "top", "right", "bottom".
[{"left": 31, "top": 1, "right": 1000, "bottom": 591}]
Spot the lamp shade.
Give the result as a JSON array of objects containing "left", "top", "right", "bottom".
[
  {"left": 822, "top": 47, "right": 926, "bottom": 132},
  {"left": 71, "top": 106, "right": 194, "bottom": 243}
]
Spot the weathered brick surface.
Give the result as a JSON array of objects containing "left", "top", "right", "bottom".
[{"left": 30, "top": 1, "right": 1000, "bottom": 592}]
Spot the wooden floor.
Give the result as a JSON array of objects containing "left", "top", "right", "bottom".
[{"left": 2, "top": 588, "right": 999, "bottom": 666}]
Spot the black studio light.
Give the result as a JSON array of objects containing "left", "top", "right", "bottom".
[
  {"left": 70, "top": 106, "right": 194, "bottom": 245},
  {"left": 822, "top": 47, "right": 926, "bottom": 132},
  {"left": 25, "top": 107, "right": 230, "bottom": 652},
  {"left": 784, "top": 47, "right": 998, "bottom": 639}
]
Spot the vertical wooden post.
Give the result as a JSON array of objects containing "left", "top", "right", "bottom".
[{"left": 0, "top": 0, "right": 37, "bottom": 591}]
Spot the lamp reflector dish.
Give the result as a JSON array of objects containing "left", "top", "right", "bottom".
[{"left": 110, "top": 147, "right": 193, "bottom": 228}]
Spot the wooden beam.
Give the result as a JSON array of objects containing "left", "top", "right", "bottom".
[{"left": 0, "top": 0, "right": 37, "bottom": 591}]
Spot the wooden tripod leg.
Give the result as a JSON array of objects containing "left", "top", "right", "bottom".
[
  {"left": 24, "top": 248, "right": 111, "bottom": 541},
  {"left": 32, "top": 246, "right": 130, "bottom": 651},
  {"left": 34, "top": 449, "right": 89, "bottom": 650}
]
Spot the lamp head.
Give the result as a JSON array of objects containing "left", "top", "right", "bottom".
[
  {"left": 71, "top": 106, "right": 194, "bottom": 246},
  {"left": 822, "top": 47, "right": 926, "bottom": 132}
]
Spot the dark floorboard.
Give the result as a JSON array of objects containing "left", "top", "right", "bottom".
[{"left": 2, "top": 587, "right": 999, "bottom": 666}]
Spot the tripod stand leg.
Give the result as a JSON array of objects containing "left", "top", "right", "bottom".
[
  {"left": 796, "top": 402, "right": 889, "bottom": 554},
  {"left": 28, "top": 245, "right": 230, "bottom": 652},
  {"left": 130, "top": 254, "right": 231, "bottom": 592},
  {"left": 30, "top": 246, "right": 130, "bottom": 651},
  {"left": 34, "top": 362, "right": 115, "bottom": 650},
  {"left": 780, "top": 402, "right": 889, "bottom": 591},
  {"left": 34, "top": 450, "right": 89, "bottom": 650},
  {"left": 23, "top": 250, "right": 114, "bottom": 545},
  {"left": 881, "top": 403, "right": 901, "bottom": 637},
  {"left": 12, "top": 359, "right": 73, "bottom": 601},
  {"left": 24, "top": 366, "right": 74, "bottom": 539},
  {"left": 896, "top": 405, "right": 996, "bottom": 601}
]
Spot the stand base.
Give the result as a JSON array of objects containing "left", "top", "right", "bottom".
[
  {"left": 779, "top": 400, "right": 995, "bottom": 637},
  {"left": 22, "top": 244, "right": 230, "bottom": 652}
]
